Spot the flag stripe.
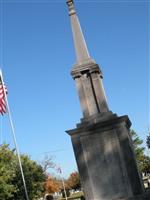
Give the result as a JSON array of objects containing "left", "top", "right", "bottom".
[{"left": 0, "top": 80, "right": 7, "bottom": 115}]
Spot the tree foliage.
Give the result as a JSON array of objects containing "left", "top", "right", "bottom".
[
  {"left": 146, "top": 134, "right": 150, "bottom": 149},
  {"left": 130, "top": 130, "right": 145, "bottom": 159},
  {"left": 0, "top": 144, "right": 46, "bottom": 200},
  {"left": 139, "top": 155, "right": 150, "bottom": 174},
  {"left": 44, "top": 176, "right": 60, "bottom": 194},
  {"left": 130, "top": 130, "right": 150, "bottom": 174},
  {"left": 67, "top": 171, "right": 81, "bottom": 190},
  {"left": 0, "top": 145, "right": 17, "bottom": 200}
]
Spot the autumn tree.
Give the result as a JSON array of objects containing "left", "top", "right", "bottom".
[
  {"left": 44, "top": 176, "right": 60, "bottom": 194},
  {"left": 67, "top": 171, "right": 81, "bottom": 190}
]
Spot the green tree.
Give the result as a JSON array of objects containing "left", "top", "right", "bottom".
[
  {"left": 130, "top": 130, "right": 145, "bottom": 160},
  {"left": 0, "top": 144, "right": 17, "bottom": 200},
  {"left": 130, "top": 130, "right": 150, "bottom": 174},
  {"left": 146, "top": 134, "right": 150, "bottom": 149},
  {"left": 139, "top": 155, "right": 150, "bottom": 174},
  {"left": 0, "top": 144, "right": 46, "bottom": 200},
  {"left": 11, "top": 155, "right": 46, "bottom": 200}
]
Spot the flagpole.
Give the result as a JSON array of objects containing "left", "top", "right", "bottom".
[
  {"left": 0, "top": 69, "right": 29, "bottom": 200},
  {"left": 61, "top": 175, "right": 68, "bottom": 200},
  {"left": 57, "top": 165, "right": 68, "bottom": 200}
]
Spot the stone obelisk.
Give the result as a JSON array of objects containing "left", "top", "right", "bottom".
[{"left": 66, "top": 1, "right": 150, "bottom": 200}]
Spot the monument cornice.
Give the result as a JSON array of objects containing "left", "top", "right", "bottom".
[
  {"left": 71, "top": 60, "right": 103, "bottom": 79},
  {"left": 66, "top": 114, "right": 132, "bottom": 137}
]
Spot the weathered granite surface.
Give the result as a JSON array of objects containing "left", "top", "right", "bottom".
[
  {"left": 117, "top": 191, "right": 150, "bottom": 200},
  {"left": 66, "top": 113, "right": 148, "bottom": 200}
]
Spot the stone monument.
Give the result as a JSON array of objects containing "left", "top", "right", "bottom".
[{"left": 66, "top": 1, "right": 150, "bottom": 200}]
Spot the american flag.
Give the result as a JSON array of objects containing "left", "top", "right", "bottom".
[{"left": 0, "top": 77, "right": 7, "bottom": 115}]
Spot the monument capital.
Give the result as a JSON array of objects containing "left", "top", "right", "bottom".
[{"left": 66, "top": 0, "right": 76, "bottom": 16}]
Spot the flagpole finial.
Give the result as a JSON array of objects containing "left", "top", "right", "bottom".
[{"left": 66, "top": 0, "right": 76, "bottom": 16}]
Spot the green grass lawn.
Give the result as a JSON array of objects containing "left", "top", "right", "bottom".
[{"left": 58, "top": 191, "right": 84, "bottom": 200}]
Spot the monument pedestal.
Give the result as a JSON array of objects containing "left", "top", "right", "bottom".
[{"left": 67, "top": 113, "right": 149, "bottom": 200}]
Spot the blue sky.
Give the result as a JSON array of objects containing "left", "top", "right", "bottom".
[{"left": 0, "top": 0, "right": 149, "bottom": 177}]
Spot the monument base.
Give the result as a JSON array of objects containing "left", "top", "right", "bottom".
[
  {"left": 66, "top": 112, "right": 148, "bottom": 200},
  {"left": 120, "top": 191, "right": 150, "bottom": 200}
]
